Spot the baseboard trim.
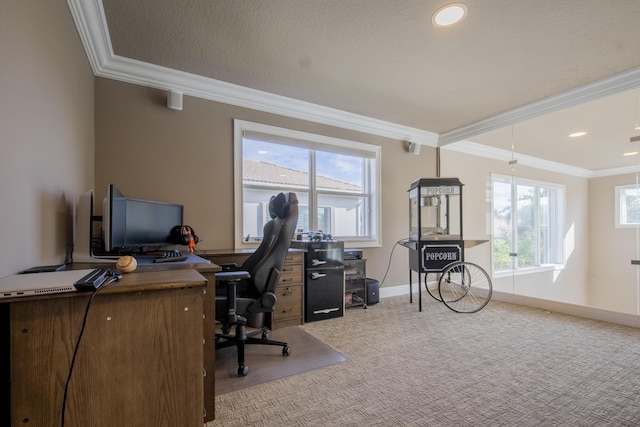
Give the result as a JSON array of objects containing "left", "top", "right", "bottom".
[{"left": 380, "top": 285, "right": 640, "bottom": 329}]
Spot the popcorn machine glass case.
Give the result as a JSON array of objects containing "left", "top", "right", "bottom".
[{"left": 408, "top": 178, "right": 463, "bottom": 273}]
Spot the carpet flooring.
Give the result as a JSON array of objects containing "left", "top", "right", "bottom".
[
  {"left": 209, "top": 295, "right": 640, "bottom": 426},
  {"left": 215, "top": 326, "right": 346, "bottom": 395}
]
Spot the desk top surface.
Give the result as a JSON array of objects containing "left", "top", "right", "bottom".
[
  {"left": 70, "top": 253, "right": 220, "bottom": 273},
  {"left": 0, "top": 266, "right": 210, "bottom": 303}
]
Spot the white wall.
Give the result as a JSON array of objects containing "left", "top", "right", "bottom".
[
  {"left": 440, "top": 148, "right": 591, "bottom": 306},
  {"left": 589, "top": 174, "right": 639, "bottom": 314},
  {"left": 0, "top": 1, "right": 95, "bottom": 277}
]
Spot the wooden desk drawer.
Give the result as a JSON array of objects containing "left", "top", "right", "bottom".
[
  {"left": 273, "top": 299, "right": 302, "bottom": 322},
  {"left": 284, "top": 252, "right": 303, "bottom": 264},
  {"left": 276, "top": 283, "right": 302, "bottom": 302},
  {"left": 280, "top": 264, "right": 302, "bottom": 284}
]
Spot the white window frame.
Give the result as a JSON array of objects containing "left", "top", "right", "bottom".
[
  {"left": 491, "top": 173, "right": 565, "bottom": 277},
  {"left": 615, "top": 184, "right": 640, "bottom": 228},
  {"left": 233, "top": 120, "right": 382, "bottom": 248}
]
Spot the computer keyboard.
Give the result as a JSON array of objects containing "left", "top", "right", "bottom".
[
  {"left": 152, "top": 250, "right": 187, "bottom": 263},
  {"left": 153, "top": 255, "right": 188, "bottom": 263},
  {"left": 163, "top": 250, "right": 183, "bottom": 257}
]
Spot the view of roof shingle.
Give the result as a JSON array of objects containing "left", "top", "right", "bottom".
[{"left": 243, "top": 159, "right": 361, "bottom": 192}]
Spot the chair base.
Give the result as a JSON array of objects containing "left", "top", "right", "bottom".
[{"left": 215, "top": 322, "right": 291, "bottom": 376}]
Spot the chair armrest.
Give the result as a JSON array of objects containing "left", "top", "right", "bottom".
[
  {"left": 219, "top": 263, "right": 238, "bottom": 271},
  {"left": 215, "top": 270, "right": 251, "bottom": 282}
]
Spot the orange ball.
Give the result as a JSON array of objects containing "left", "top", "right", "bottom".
[{"left": 116, "top": 255, "right": 137, "bottom": 273}]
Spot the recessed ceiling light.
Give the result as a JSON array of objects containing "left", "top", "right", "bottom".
[
  {"left": 432, "top": 3, "right": 468, "bottom": 27},
  {"left": 568, "top": 131, "right": 587, "bottom": 138},
  {"left": 257, "top": 150, "right": 268, "bottom": 154},
  {"left": 624, "top": 151, "right": 638, "bottom": 156}
]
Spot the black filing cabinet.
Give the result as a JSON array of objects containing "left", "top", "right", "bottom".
[{"left": 292, "top": 240, "right": 344, "bottom": 322}]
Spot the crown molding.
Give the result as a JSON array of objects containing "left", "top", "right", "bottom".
[
  {"left": 444, "top": 140, "right": 640, "bottom": 179},
  {"left": 590, "top": 164, "right": 640, "bottom": 178},
  {"left": 67, "top": 0, "right": 438, "bottom": 147},
  {"left": 438, "top": 67, "right": 640, "bottom": 145},
  {"left": 442, "top": 141, "right": 594, "bottom": 178},
  {"left": 66, "top": 0, "right": 113, "bottom": 73}
]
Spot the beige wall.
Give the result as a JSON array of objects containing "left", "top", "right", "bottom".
[
  {"left": 440, "top": 149, "right": 591, "bottom": 305},
  {"left": 0, "top": 1, "right": 95, "bottom": 277},
  {"left": 589, "top": 174, "right": 639, "bottom": 313},
  {"left": 94, "top": 78, "right": 436, "bottom": 288}
]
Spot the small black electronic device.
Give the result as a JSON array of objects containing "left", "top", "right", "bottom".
[
  {"left": 74, "top": 268, "right": 112, "bottom": 291},
  {"left": 344, "top": 249, "right": 363, "bottom": 260},
  {"left": 366, "top": 278, "right": 380, "bottom": 305}
]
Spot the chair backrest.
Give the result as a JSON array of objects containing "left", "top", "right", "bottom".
[{"left": 242, "top": 192, "right": 299, "bottom": 295}]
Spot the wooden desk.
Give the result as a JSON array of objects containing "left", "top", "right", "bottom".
[
  {"left": 1, "top": 269, "right": 208, "bottom": 427},
  {"left": 68, "top": 256, "right": 220, "bottom": 423}
]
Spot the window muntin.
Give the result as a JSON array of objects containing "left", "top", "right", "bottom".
[
  {"left": 615, "top": 184, "right": 640, "bottom": 228},
  {"left": 234, "top": 120, "right": 381, "bottom": 247},
  {"left": 492, "top": 174, "right": 565, "bottom": 274}
]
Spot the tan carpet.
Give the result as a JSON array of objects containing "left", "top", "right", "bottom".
[
  {"left": 209, "top": 295, "right": 640, "bottom": 426},
  {"left": 215, "top": 326, "right": 346, "bottom": 395}
]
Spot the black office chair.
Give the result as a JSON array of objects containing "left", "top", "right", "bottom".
[{"left": 215, "top": 192, "right": 299, "bottom": 376}]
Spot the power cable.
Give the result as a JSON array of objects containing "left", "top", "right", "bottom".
[{"left": 60, "top": 272, "right": 121, "bottom": 427}]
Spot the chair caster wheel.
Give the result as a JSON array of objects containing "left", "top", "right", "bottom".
[
  {"left": 283, "top": 346, "right": 291, "bottom": 356},
  {"left": 238, "top": 365, "right": 249, "bottom": 376},
  {"left": 262, "top": 330, "right": 269, "bottom": 339}
]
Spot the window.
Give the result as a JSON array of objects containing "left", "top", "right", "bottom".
[
  {"left": 615, "top": 184, "right": 640, "bottom": 228},
  {"left": 491, "top": 174, "right": 565, "bottom": 274},
  {"left": 234, "top": 120, "right": 381, "bottom": 247}
]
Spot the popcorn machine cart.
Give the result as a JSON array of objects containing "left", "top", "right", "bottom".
[{"left": 402, "top": 178, "right": 492, "bottom": 313}]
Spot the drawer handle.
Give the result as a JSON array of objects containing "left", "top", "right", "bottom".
[{"left": 281, "top": 287, "right": 293, "bottom": 295}]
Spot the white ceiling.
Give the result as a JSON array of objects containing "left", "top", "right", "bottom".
[{"left": 76, "top": 0, "right": 640, "bottom": 174}]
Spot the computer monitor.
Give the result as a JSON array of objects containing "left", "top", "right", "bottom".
[{"left": 102, "top": 184, "right": 184, "bottom": 253}]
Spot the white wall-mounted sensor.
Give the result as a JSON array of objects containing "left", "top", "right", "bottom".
[
  {"left": 167, "top": 90, "right": 183, "bottom": 110},
  {"left": 408, "top": 141, "right": 421, "bottom": 155}
]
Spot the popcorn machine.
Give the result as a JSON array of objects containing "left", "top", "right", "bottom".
[{"left": 403, "top": 177, "right": 492, "bottom": 313}]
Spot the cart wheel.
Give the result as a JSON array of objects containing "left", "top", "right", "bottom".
[
  {"left": 438, "top": 262, "right": 492, "bottom": 313},
  {"left": 424, "top": 272, "right": 442, "bottom": 301}
]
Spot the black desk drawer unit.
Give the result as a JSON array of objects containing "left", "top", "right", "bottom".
[{"left": 292, "top": 240, "right": 344, "bottom": 323}]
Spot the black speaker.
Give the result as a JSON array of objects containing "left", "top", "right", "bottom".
[{"left": 366, "top": 278, "right": 379, "bottom": 305}]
